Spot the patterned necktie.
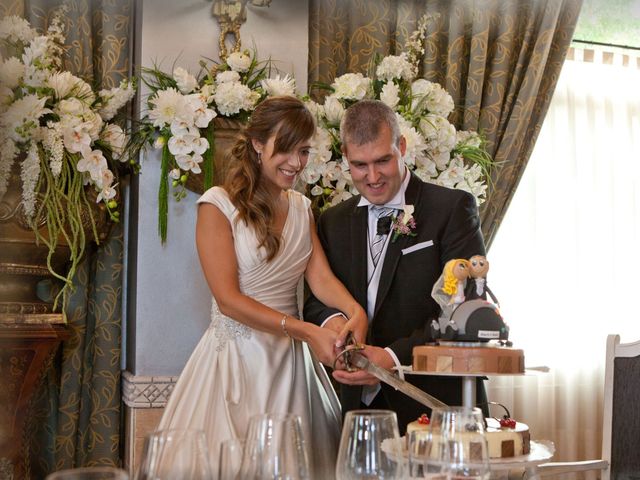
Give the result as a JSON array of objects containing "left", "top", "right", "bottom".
[{"left": 369, "top": 206, "right": 394, "bottom": 268}]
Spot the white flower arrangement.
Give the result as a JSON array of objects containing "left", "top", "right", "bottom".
[
  {"left": 0, "top": 8, "right": 140, "bottom": 309},
  {"left": 300, "top": 14, "right": 493, "bottom": 211},
  {"left": 139, "top": 49, "right": 294, "bottom": 241}
]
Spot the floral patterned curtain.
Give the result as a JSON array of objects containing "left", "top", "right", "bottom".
[
  {"left": 309, "top": 0, "right": 583, "bottom": 247},
  {"left": 0, "top": 0, "right": 133, "bottom": 475}
]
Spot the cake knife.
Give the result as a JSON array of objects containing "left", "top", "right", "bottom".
[{"left": 334, "top": 334, "right": 448, "bottom": 410}]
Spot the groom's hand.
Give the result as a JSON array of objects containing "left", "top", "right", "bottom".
[{"left": 332, "top": 345, "right": 394, "bottom": 386}]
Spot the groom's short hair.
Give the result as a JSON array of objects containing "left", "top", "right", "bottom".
[{"left": 340, "top": 100, "right": 401, "bottom": 148}]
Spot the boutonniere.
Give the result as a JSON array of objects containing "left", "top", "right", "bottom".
[{"left": 391, "top": 205, "right": 417, "bottom": 242}]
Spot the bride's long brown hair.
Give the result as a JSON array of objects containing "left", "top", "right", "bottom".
[{"left": 224, "top": 96, "right": 315, "bottom": 261}]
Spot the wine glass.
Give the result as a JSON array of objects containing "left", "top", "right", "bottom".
[
  {"left": 135, "top": 428, "right": 214, "bottom": 480},
  {"left": 335, "top": 409, "right": 405, "bottom": 479},
  {"left": 238, "top": 413, "right": 310, "bottom": 479},
  {"left": 407, "top": 429, "right": 450, "bottom": 479},
  {"left": 218, "top": 438, "right": 244, "bottom": 480},
  {"left": 45, "top": 467, "right": 129, "bottom": 480},
  {"left": 430, "top": 407, "right": 490, "bottom": 480}
]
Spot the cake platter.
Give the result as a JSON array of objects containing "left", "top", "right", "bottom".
[
  {"left": 381, "top": 438, "right": 555, "bottom": 471},
  {"left": 489, "top": 440, "right": 555, "bottom": 470}
]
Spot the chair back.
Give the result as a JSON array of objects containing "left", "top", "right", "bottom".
[{"left": 602, "top": 334, "right": 640, "bottom": 480}]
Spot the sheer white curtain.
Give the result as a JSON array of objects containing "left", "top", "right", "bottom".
[{"left": 487, "top": 48, "right": 640, "bottom": 477}]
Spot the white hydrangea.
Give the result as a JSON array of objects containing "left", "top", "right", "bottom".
[
  {"left": 215, "top": 70, "right": 241, "bottom": 84},
  {"left": 173, "top": 67, "right": 198, "bottom": 94},
  {"left": 411, "top": 79, "right": 454, "bottom": 117},
  {"left": 226, "top": 51, "right": 252, "bottom": 73},
  {"left": 0, "top": 57, "right": 24, "bottom": 89},
  {"left": 331, "top": 73, "right": 371, "bottom": 101},
  {"left": 213, "top": 81, "right": 260, "bottom": 116},
  {"left": 261, "top": 74, "right": 296, "bottom": 97},
  {"left": 0, "top": 16, "right": 37, "bottom": 44},
  {"left": 376, "top": 53, "right": 415, "bottom": 82}
]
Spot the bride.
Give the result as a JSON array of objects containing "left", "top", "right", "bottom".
[{"left": 157, "top": 96, "right": 367, "bottom": 478}]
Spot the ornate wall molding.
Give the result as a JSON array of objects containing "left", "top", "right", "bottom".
[{"left": 122, "top": 371, "right": 178, "bottom": 408}]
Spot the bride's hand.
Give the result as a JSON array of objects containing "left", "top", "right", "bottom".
[
  {"left": 306, "top": 325, "right": 340, "bottom": 366},
  {"left": 336, "top": 307, "right": 368, "bottom": 348}
]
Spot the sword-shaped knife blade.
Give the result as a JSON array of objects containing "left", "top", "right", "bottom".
[{"left": 348, "top": 351, "right": 448, "bottom": 410}]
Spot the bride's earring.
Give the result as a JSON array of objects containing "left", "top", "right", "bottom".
[{"left": 257, "top": 151, "right": 262, "bottom": 165}]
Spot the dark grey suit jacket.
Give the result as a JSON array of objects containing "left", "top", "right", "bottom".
[{"left": 304, "top": 174, "right": 487, "bottom": 430}]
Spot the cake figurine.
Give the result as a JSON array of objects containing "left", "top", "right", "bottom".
[
  {"left": 465, "top": 255, "right": 499, "bottom": 304},
  {"left": 431, "top": 258, "right": 470, "bottom": 321},
  {"left": 429, "top": 255, "right": 509, "bottom": 343}
]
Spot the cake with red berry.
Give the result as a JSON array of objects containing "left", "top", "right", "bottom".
[{"left": 406, "top": 410, "right": 531, "bottom": 459}]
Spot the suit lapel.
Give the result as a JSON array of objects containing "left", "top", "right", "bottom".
[
  {"left": 350, "top": 202, "right": 369, "bottom": 309},
  {"left": 373, "top": 175, "right": 423, "bottom": 319}
]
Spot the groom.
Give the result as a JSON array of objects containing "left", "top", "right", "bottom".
[{"left": 304, "top": 100, "right": 487, "bottom": 431}]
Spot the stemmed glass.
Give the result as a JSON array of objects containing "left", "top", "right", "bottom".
[
  {"left": 135, "top": 428, "right": 214, "bottom": 480},
  {"left": 238, "top": 413, "right": 310, "bottom": 479},
  {"left": 407, "top": 429, "right": 450, "bottom": 479},
  {"left": 45, "top": 467, "right": 129, "bottom": 480},
  {"left": 430, "top": 407, "right": 490, "bottom": 480},
  {"left": 218, "top": 438, "right": 244, "bottom": 480},
  {"left": 335, "top": 409, "right": 405, "bottom": 479}
]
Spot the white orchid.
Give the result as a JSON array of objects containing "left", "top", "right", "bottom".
[{"left": 100, "top": 124, "right": 127, "bottom": 160}]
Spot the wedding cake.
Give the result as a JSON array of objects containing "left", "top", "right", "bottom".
[{"left": 406, "top": 414, "right": 531, "bottom": 459}]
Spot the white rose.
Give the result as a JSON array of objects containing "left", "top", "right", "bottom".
[
  {"left": 173, "top": 67, "right": 198, "bottom": 94},
  {"left": 226, "top": 51, "right": 252, "bottom": 72},
  {"left": 56, "top": 98, "right": 85, "bottom": 117}
]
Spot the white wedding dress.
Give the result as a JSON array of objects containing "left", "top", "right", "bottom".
[{"left": 157, "top": 187, "right": 341, "bottom": 479}]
